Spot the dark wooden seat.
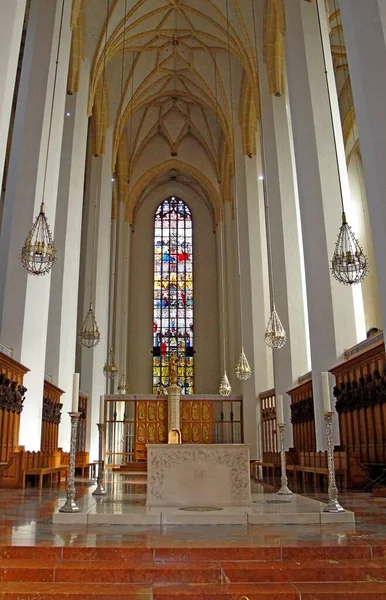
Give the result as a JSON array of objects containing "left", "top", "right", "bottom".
[{"left": 22, "top": 465, "right": 68, "bottom": 490}]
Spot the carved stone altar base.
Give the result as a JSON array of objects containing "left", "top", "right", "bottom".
[{"left": 146, "top": 444, "right": 252, "bottom": 507}]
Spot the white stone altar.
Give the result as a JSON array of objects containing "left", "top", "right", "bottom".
[{"left": 146, "top": 444, "right": 252, "bottom": 507}]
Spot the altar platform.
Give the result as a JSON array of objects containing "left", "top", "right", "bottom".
[{"left": 52, "top": 472, "right": 354, "bottom": 526}]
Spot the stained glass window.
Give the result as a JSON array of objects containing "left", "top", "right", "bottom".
[{"left": 152, "top": 197, "right": 194, "bottom": 394}]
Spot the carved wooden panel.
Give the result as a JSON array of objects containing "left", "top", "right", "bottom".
[
  {"left": 287, "top": 378, "right": 316, "bottom": 452},
  {"left": 330, "top": 337, "right": 386, "bottom": 466},
  {"left": 40, "top": 381, "right": 64, "bottom": 452},
  {"left": 0, "top": 351, "right": 29, "bottom": 462},
  {"left": 259, "top": 388, "right": 278, "bottom": 462},
  {"left": 180, "top": 400, "right": 213, "bottom": 443},
  {"left": 134, "top": 400, "right": 168, "bottom": 461}
]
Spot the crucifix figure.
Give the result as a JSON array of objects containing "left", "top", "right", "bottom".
[{"left": 169, "top": 352, "right": 178, "bottom": 385}]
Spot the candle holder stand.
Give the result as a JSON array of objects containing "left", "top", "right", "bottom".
[
  {"left": 92, "top": 423, "right": 106, "bottom": 496},
  {"left": 323, "top": 412, "right": 345, "bottom": 512},
  {"left": 59, "top": 412, "right": 81, "bottom": 513},
  {"left": 277, "top": 423, "right": 293, "bottom": 495}
]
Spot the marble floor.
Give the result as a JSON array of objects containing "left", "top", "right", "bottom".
[
  {"left": 0, "top": 472, "right": 385, "bottom": 548},
  {"left": 52, "top": 473, "right": 354, "bottom": 526}
]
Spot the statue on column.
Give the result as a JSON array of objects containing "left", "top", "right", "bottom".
[{"left": 169, "top": 352, "right": 178, "bottom": 385}]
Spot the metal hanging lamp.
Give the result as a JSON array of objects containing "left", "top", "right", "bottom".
[
  {"left": 20, "top": 202, "right": 56, "bottom": 275},
  {"left": 117, "top": 371, "right": 128, "bottom": 394},
  {"left": 224, "top": 0, "right": 252, "bottom": 381},
  {"left": 20, "top": 3, "right": 66, "bottom": 276},
  {"left": 316, "top": 0, "right": 368, "bottom": 285},
  {"left": 250, "top": 0, "right": 287, "bottom": 350},
  {"left": 78, "top": 303, "right": 101, "bottom": 348},
  {"left": 219, "top": 370, "right": 232, "bottom": 397},
  {"left": 103, "top": 346, "right": 119, "bottom": 379},
  {"left": 235, "top": 347, "right": 252, "bottom": 380}
]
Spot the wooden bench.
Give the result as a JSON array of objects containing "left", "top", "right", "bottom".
[
  {"left": 0, "top": 449, "right": 69, "bottom": 489},
  {"left": 75, "top": 462, "right": 97, "bottom": 479},
  {"left": 22, "top": 465, "right": 68, "bottom": 490}
]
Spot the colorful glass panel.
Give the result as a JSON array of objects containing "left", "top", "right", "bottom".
[{"left": 153, "top": 197, "right": 194, "bottom": 394}]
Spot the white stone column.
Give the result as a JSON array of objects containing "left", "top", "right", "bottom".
[
  {"left": 45, "top": 60, "right": 90, "bottom": 451},
  {"left": 339, "top": 0, "right": 386, "bottom": 334},
  {"left": 0, "top": 0, "right": 71, "bottom": 450},
  {"left": 233, "top": 126, "right": 272, "bottom": 460},
  {"left": 78, "top": 129, "right": 112, "bottom": 461},
  {"left": 285, "top": 0, "right": 361, "bottom": 448},
  {"left": 259, "top": 67, "right": 310, "bottom": 449},
  {"left": 114, "top": 201, "right": 132, "bottom": 383},
  {"left": 0, "top": 0, "right": 26, "bottom": 209}
]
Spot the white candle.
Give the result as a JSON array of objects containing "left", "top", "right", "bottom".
[
  {"left": 276, "top": 394, "right": 284, "bottom": 425},
  {"left": 72, "top": 373, "right": 80, "bottom": 413},
  {"left": 99, "top": 395, "right": 105, "bottom": 424},
  {"left": 322, "top": 372, "right": 332, "bottom": 413}
]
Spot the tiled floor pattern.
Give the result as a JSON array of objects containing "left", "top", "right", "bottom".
[{"left": 1, "top": 474, "right": 386, "bottom": 597}]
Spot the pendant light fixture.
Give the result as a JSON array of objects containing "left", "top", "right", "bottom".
[
  {"left": 79, "top": 0, "right": 111, "bottom": 348},
  {"left": 212, "top": 45, "right": 231, "bottom": 397},
  {"left": 219, "top": 217, "right": 232, "bottom": 397},
  {"left": 117, "top": 371, "right": 128, "bottom": 394},
  {"left": 250, "top": 0, "right": 287, "bottom": 350},
  {"left": 225, "top": 0, "right": 252, "bottom": 381},
  {"left": 103, "top": 346, "right": 119, "bottom": 378},
  {"left": 316, "top": 0, "right": 368, "bottom": 286},
  {"left": 20, "top": 1, "right": 66, "bottom": 275},
  {"left": 78, "top": 179, "right": 101, "bottom": 348}
]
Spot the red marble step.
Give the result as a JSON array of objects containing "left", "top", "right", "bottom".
[
  {"left": 1, "top": 544, "right": 384, "bottom": 563},
  {"left": 153, "top": 582, "right": 386, "bottom": 599},
  {"left": 2, "top": 557, "right": 386, "bottom": 585},
  {"left": 0, "top": 559, "right": 223, "bottom": 584},
  {"left": 2, "top": 581, "right": 386, "bottom": 600},
  {"left": 0, "top": 582, "right": 152, "bottom": 599},
  {"left": 221, "top": 559, "right": 386, "bottom": 583}
]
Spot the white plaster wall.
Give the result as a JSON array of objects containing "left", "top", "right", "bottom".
[{"left": 128, "top": 181, "right": 219, "bottom": 394}]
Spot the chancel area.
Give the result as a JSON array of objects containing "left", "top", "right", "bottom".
[{"left": 1, "top": 0, "right": 386, "bottom": 596}]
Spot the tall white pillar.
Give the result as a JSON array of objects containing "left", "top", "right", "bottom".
[
  {"left": 260, "top": 77, "right": 310, "bottom": 448},
  {"left": 0, "top": 0, "right": 71, "bottom": 450},
  {"left": 339, "top": 0, "right": 386, "bottom": 333},
  {"left": 114, "top": 201, "right": 132, "bottom": 383},
  {"left": 0, "top": 0, "right": 26, "bottom": 211},
  {"left": 285, "top": 0, "right": 361, "bottom": 449},
  {"left": 45, "top": 61, "right": 90, "bottom": 450},
  {"left": 78, "top": 129, "right": 112, "bottom": 461},
  {"left": 234, "top": 127, "right": 272, "bottom": 460}
]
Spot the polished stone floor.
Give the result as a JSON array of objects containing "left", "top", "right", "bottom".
[{"left": 0, "top": 473, "right": 385, "bottom": 548}]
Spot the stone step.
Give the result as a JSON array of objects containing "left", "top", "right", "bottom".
[
  {"left": 0, "top": 543, "right": 382, "bottom": 562},
  {"left": 1, "top": 558, "right": 386, "bottom": 584},
  {"left": 3, "top": 581, "right": 386, "bottom": 600}
]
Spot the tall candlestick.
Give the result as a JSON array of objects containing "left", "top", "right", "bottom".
[
  {"left": 99, "top": 394, "right": 104, "bottom": 424},
  {"left": 322, "top": 372, "right": 332, "bottom": 413},
  {"left": 72, "top": 373, "right": 79, "bottom": 413},
  {"left": 276, "top": 394, "right": 284, "bottom": 425}
]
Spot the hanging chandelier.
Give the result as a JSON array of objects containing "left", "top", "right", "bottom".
[
  {"left": 219, "top": 370, "right": 232, "bottom": 397},
  {"left": 20, "top": 2, "right": 66, "bottom": 276},
  {"left": 20, "top": 202, "right": 56, "bottom": 275},
  {"left": 235, "top": 348, "right": 252, "bottom": 380},
  {"left": 78, "top": 303, "right": 101, "bottom": 348},
  {"left": 117, "top": 371, "right": 128, "bottom": 394},
  {"left": 331, "top": 212, "right": 368, "bottom": 285},
  {"left": 250, "top": 0, "right": 287, "bottom": 351},
  {"left": 103, "top": 346, "right": 119, "bottom": 379},
  {"left": 265, "top": 305, "right": 287, "bottom": 350},
  {"left": 315, "top": 1, "right": 368, "bottom": 286}
]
